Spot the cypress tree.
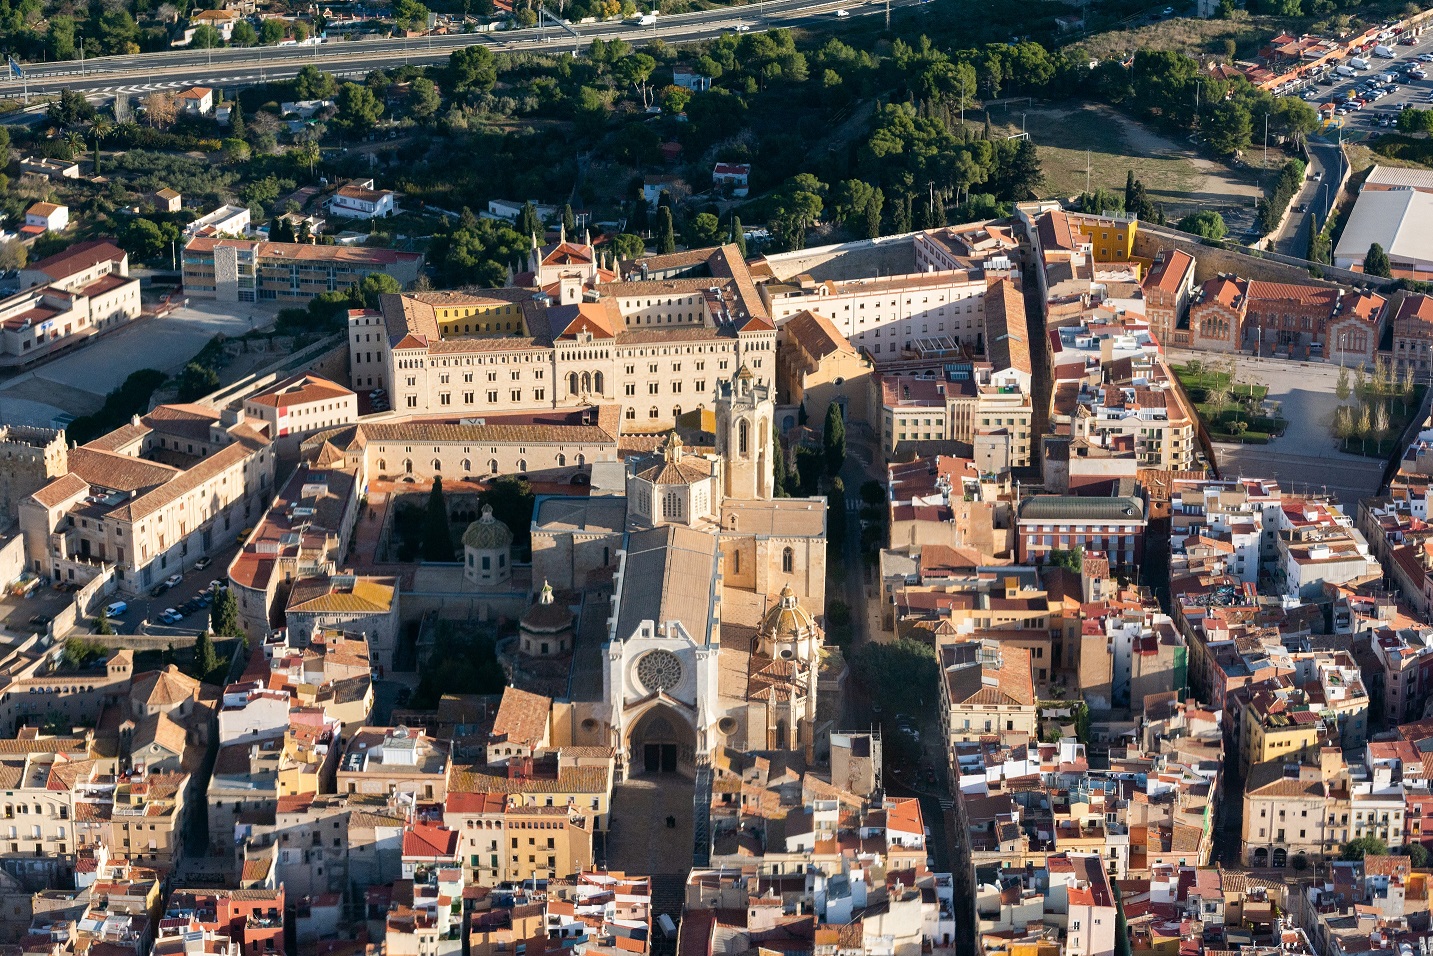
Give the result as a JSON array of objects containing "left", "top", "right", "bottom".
[
  {"left": 421, "top": 477, "right": 455, "bottom": 561},
  {"left": 731, "top": 216, "right": 747, "bottom": 257},
  {"left": 823, "top": 403, "right": 846, "bottom": 476},
  {"left": 657, "top": 207, "right": 676, "bottom": 255}
]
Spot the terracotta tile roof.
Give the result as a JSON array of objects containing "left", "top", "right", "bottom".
[
  {"left": 402, "top": 823, "right": 458, "bottom": 859},
  {"left": 131, "top": 666, "right": 199, "bottom": 709},
  {"left": 491, "top": 687, "right": 551, "bottom": 749},
  {"left": 30, "top": 472, "right": 89, "bottom": 509},
  {"left": 27, "top": 240, "right": 127, "bottom": 282},
  {"left": 68, "top": 447, "right": 178, "bottom": 494},
  {"left": 1144, "top": 250, "right": 1195, "bottom": 295},
  {"left": 1245, "top": 280, "right": 1340, "bottom": 308},
  {"left": 27, "top": 201, "right": 63, "bottom": 217},
  {"left": 1397, "top": 293, "right": 1433, "bottom": 325},
  {"left": 983, "top": 278, "right": 1030, "bottom": 376},
  {"left": 449, "top": 763, "right": 609, "bottom": 796},
  {"left": 245, "top": 373, "right": 355, "bottom": 409},
  {"left": 781, "top": 310, "right": 856, "bottom": 360},
  {"left": 185, "top": 236, "right": 421, "bottom": 266},
  {"left": 286, "top": 576, "right": 395, "bottom": 614}
]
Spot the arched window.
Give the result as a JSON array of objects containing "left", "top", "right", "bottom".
[
  {"left": 577, "top": 454, "right": 585, "bottom": 466},
  {"left": 568, "top": 372, "right": 579, "bottom": 395},
  {"left": 673, "top": 406, "right": 682, "bottom": 420},
  {"left": 649, "top": 407, "right": 659, "bottom": 419},
  {"left": 518, "top": 459, "right": 527, "bottom": 473},
  {"left": 557, "top": 453, "right": 566, "bottom": 467},
  {"left": 593, "top": 371, "right": 604, "bottom": 394},
  {"left": 461, "top": 458, "right": 471, "bottom": 473},
  {"left": 377, "top": 458, "right": 386, "bottom": 472},
  {"left": 738, "top": 419, "right": 750, "bottom": 455},
  {"left": 782, "top": 547, "right": 794, "bottom": 573},
  {"left": 432, "top": 459, "right": 442, "bottom": 472},
  {"left": 733, "top": 549, "right": 741, "bottom": 574},
  {"left": 403, "top": 460, "right": 413, "bottom": 474},
  {"left": 489, "top": 459, "right": 499, "bottom": 474}
]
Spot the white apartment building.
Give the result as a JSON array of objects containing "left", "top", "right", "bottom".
[{"left": 3, "top": 241, "right": 142, "bottom": 365}]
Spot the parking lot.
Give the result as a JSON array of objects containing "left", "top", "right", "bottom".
[{"left": 1279, "top": 30, "right": 1433, "bottom": 137}]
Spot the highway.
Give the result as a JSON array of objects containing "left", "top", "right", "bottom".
[{"left": 5, "top": 0, "right": 918, "bottom": 102}]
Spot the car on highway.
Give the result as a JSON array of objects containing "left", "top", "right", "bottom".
[{"left": 834, "top": 7, "right": 849, "bottom": 14}]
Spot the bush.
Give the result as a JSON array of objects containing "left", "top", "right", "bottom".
[{"left": 1178, "top": 210, "right": 1227, "bottom": 241}]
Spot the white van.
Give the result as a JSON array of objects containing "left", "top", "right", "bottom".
[
  {"left": 103, "top": 601, "right": 127, "bottom": 617},
  {"left": 1375, "top": 44, "right": 1397, "bottom": 58}
]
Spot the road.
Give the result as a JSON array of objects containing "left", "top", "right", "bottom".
[
  {"left": 1269, "top": 139, "right": 1340, "bottom": 258},
  {"left": 5, "top": 0, "right": 917, "bottom": 103}
]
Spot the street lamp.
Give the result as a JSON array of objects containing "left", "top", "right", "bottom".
[{"left": 1339, "top": 332, "right": 1347, "bottom": 366}]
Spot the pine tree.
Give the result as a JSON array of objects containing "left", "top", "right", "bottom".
[
  {"left": 193, "top": 631, "right": 219, "bottom": 679},
  {"left": 823, "top": 402, "right": 846, "bottom": 476},
  {"left": 656, "top": 207, "right": 676, "bottom": 255},
  {"left": 421, "top": 476, "right": 454, "bottom": 561},
  {"left": 731, "top": 216, "right": 747, "bottom": 258}
]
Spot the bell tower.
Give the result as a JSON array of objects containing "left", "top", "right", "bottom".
[{"left": 714, "top": 366, "right": 774, "bottom": 501}]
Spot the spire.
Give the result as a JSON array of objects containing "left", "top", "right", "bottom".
[{"left": 539, "top": 580, "right": 554, "bottom": 605}]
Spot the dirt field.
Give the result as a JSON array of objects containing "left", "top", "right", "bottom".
[
  {"left": 1072, "top": 18, "right": 1260, "bottom": 62},
  {"left": 982, "top": 102, "right": 1264, "bottom": 231}
]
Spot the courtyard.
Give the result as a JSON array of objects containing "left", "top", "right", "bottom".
[{"left": 1167, "top": 348, "right": 1388, "bottom": 506}]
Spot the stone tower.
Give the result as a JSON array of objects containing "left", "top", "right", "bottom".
[
  {"left": 714, "top": 366, "right": 773, "bottom": 502},
  {"left": 0, "top": 426, "right": 67, "bottom": 524}
]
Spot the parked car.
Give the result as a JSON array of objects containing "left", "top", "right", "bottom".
[
  {"left": 160, "top": 609, "right": 183, "bottom": 625},
  {"left": 151, "top": 583, "right": 171, "bottom": 597},
  {"left": 194, "top": 556, "right": 212, "bottom": 571},
  {"left": 164, "top": 573, "right": 182, "bottom": 589},
  {"left": 28, "top": 614, "right": 52, "bottom": 628}
]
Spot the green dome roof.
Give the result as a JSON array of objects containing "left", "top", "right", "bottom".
[{"left": 462, "top": 504, "right": 513, "bottom": 551}]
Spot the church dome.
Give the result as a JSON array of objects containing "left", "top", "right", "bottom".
[
  {"left": 761, "top": 585, "right": 817, "bottom": 645},
  {"left": 462, "top": 504, "right": 513, "bottom": 551},
  {"left": 522, "top": 581, "right": 574, "bottom": 634}
]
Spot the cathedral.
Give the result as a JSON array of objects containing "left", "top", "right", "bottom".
[{"left": 531, "top": 368, "right": 829, "bottom": 779}]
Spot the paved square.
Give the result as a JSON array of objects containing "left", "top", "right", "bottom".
[{"left": 1167, "top": 349, "right": 1387, "bottom": 506}]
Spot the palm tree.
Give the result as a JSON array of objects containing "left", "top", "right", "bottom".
[
  {"left": 63, "top": 130, "right": 84, "bottom": 161},
  {"left": 116, "top": 118, "right": 140, "bottom": 142},
  {"left": 91, "top": 119, "right": 112, "bottom": 175}
]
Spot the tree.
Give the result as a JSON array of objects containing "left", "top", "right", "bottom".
[
  {"left": 1365, "top": 242, "right": 1393, "bottom": 279},
  {"left": 392, "top": 0, "right": 430, "bottom": 31},
  {"left": 610, "top": 233, "right": 646, "bottom": 261},
  {"left": 94, "top": 9, "right": 140, "bottom": 54},
  {"left": 1334, "top": 404, "right": 1354, "bottom": 447},
  {"left": 1336, "top": 365, "right": 1351, "bottom": 402},
  {"left": 730, "top": 216, "right": 747, "bottom": 257},
  {"left": 230, "top": 100, "right": 246, "bottom": 140},
  {"left": 562, "top": 203, "right": 577, "bottom": 236},
  {"left": 144, "top": 92, "right": 178, "bottom": 129},
  {"left": 1047, "top": 548, "right": 1084, "bottom": 573},
  {"left": 47, "top": 15, "right": 77, "bottom": 60},
  {"left": 685, "top": 212, "right": 720, "bottom": 248},
  {"left": 0, "top": 240, "right": 27, "bottom": 272},
  {"left": 661, "top": 84, "right": 692, "bottom": 115},
  {"left": 1374, "top": 402, "right": 1391, "bottom": 454},
  {"left": 336, "top": 83, "right": 384, "bottom": 132},
  {"left": 190, "top": 24, "right": 224, "bottom": 48},
  {"left": 517, "top": 202, "right": 543, "bottom": 240},
  {"left": 823, "top": 402, "right": 846, "bottom": 476},
  {"left": 656, "top": 207, "right": 676, "bottom": 255},
  {"left": 211, "top": 586, "right": 242, "bottom": 637},
  {"left": 448, "top": 45, "right": 497, "bottom": 96},
  {"left": 407, "top": 76, "right": 441, "bottom": 120},
  {"left": 260, "top": 18, "right": 287, "bottom": 44},
  {"left": 1178, "top": 210, "right": 1227, "bottom": 241},
  {"left": 1204, "top": 100, "right": 1253, "bottom": 156},
  {"left": 1409, "top": 843, "right": 1430, "bottom": 868},
  {"left": 353, "top": 273, "right": 402, "bottom": 308},
  {"left": 48, "top": 89, "right": 96, "bottom": 128},
  {"left": 192, "top": 631, "right": 219, "bottom": 679},
  {"left": 222, "top": 137, "right": 251, "bottom": 164},
  {"left": 421, "top": 477, "right": 455, "bottom": 561},
  {"left": 95, "top": 610, "right": 114, "bottom": 636},
  {"left": 1342, "top": 836, "right": 1389, "bottom": 860},
  {"left": 1003, "top": 139, "right": 1044, "bottom": 200},
  {"left": 175, "top": 362, "right": 220, "bottom": 401},
  {"left": 1356, "top": 403, "right": 1373, "bottom": 454},
  {"left": 231, "top": 20, "right": 258, "bottom": 46},
  {"left": 769, "top": 173, "right": 825, "bottom": 251},
  {"left": 294, "top": 65, "right": 338, "bottom": 101}
]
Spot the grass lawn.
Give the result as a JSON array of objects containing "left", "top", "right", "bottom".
[{"left": 1173, "top": 363, "right": 1287, "bottom": 443}]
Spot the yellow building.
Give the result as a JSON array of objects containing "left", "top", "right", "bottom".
[
  {"left": 1067, "top": 213, "right": 1138, "bottom": 264},
  {"left": 502, "top": 805, "right": 593, "bottom": 882},
  {"left": 1239, "top": 695, "right": 1325, "bottom": 774}
]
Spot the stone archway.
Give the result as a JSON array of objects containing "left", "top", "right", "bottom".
[{"left": 626, "top": 704, "right": 696, "bottom": 777}]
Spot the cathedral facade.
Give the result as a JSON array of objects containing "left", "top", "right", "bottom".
[{"left": 531, "top": 368, "right": 829, "bottom": 779}]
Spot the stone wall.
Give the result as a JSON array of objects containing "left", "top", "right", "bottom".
[{"left": 1133, "top": 224, "right": 1398, "bottom": 291}]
